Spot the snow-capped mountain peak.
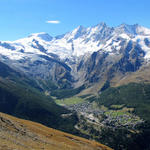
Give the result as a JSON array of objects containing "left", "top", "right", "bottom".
[
  {"left": 28, "top": 32, "right": 53, "bottom": 41},
  {"left": 114, "top": 24, "right": 150, "bottom": 36},
  {"left": 14, "top": 32, "right": 52, "bottom": 44},
  {"left": 114, "top": 23, "right": 138, "bottom": 35},
  {"left": 86, "top": 22, "right": 113, "bottom": 42},
  {"left": 136, "top": 25, "right": 150, "bottom": 36},
  {"left": 0, "top": 22, "right": 150, "bottom": 61},
  {"left": 92, "top": 22, "right": 107, "bottom": 30},
  {"left": 63, "top": 25, "right": 86, "bottom": 40}
]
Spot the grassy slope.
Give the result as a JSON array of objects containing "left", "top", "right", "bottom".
[
  {"left": 55, "top": 97, "right": 85, "bottom": 106},
  {"left": 0, "top": 112, "right": 112, "bottom": 150}
]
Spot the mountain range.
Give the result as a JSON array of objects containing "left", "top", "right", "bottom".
[
  {"left": 0, "top": 22, "right": 150, "bottom": 94},
  {"left": 1, "top": 22, "right": 150, "bottom": 150}
]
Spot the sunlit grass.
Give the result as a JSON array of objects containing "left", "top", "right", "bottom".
[{"left": 55, "top": 97, "right": 85, "bottom": 106}]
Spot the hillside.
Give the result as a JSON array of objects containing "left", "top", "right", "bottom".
[
  {"left": 0, "top": 112, "right": 112, "bottom": 150},
  {"left": 0, "top": 61, "right": 78, "bottom": 134},
  {"left": 97, "top": 83, "right": 150, "bottom": 122},
  {"left": 94, "top": 83, "right": 150, "bottom": 149}
]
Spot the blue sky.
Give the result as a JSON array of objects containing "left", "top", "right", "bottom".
[{"left": 0, "top": 0, "right": 150, "bottom": 41}]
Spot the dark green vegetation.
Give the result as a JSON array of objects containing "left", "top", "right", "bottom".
[
  {"left": 0, "top": 61, "right": 78, "bottom": 134},
  {"left": 96, "top": 83, "right": 150, "bottom": 150},
  {"left": 97, "top": 83, "right": 150, "bottom": 122},
  {"left": 51, "top": 85, "right": 85, "bottom": 99}
]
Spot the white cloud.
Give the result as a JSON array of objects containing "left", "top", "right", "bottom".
[{"left": 46, "top": 20, "right": 60, "bottom": 24}]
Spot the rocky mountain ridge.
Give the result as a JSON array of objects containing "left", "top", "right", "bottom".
[{"left": 0, "top": 22, "right": 150, "bottom": 93}]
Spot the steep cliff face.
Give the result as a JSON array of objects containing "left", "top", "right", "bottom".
[{"left": 74, "top": 40, "right": 146, "bottom": 93}]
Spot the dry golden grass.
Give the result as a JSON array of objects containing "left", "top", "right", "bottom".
[{"left": 0, "top": 112, "right": 112, "bottom": 150}]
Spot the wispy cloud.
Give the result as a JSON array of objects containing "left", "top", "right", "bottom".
[{"left": 46, "top": 20, "right": 60, "bottom": 24}]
